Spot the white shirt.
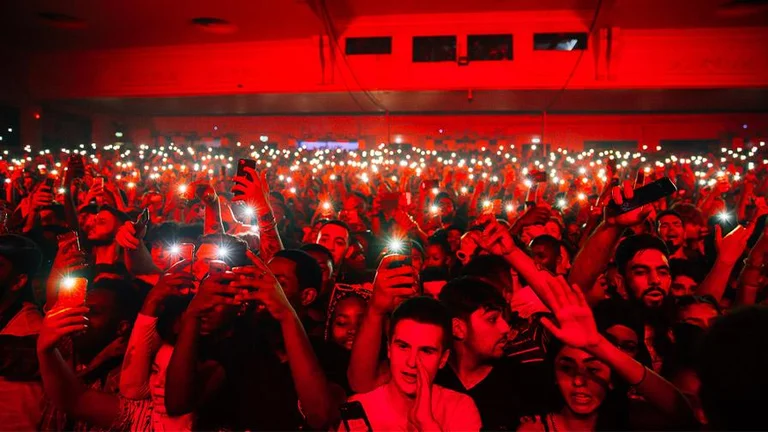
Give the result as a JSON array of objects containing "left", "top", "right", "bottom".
[{"left": 345, "top": 383, "right": 481, "bottom": 431}]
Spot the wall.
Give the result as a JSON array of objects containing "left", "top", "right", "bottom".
[{"left": 26, "top": 12, "right": 768, "bottom": 99}]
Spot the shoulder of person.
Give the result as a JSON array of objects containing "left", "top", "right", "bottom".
[{"left": 517, "top": 415, "right": 547, "bottom": 432}]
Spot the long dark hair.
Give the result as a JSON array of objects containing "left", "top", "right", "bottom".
[{"left": 540, "top": 338, "right": 631, "bottom": 431}]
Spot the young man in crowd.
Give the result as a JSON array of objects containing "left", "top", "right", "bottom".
[{"left": 344, "top": 296, "right": 481, "bottom": 431}]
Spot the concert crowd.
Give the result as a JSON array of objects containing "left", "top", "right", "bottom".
[{"left": 0, "top": 138, "right": 766, "bottom": 431}]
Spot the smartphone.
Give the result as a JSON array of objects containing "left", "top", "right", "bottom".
[
  {"left": 44, "top": 176, "right": 55, "bottom": 190},
  {"left": 233, "top": 158, "right": 257, "bottom": 200},
  {"left": 169, "top": 243, "right": 195, "bottom": 268},
  {"left": 68, "top": 154, "right": 85, "bottom": 179},
  {"left": 219, "top": 166, "right": 227, "bottom": 178},
  {"left": 634, "top": 169, "right": 646, "bottom": 188},
  {"left": 134, "top": 208, "right": 150, "bottom": 231},
  {"left": 380, "top": 192, "right": 401, "bottom": 213},
  {"left": 387, "top": 254, "right": 412, "bottom": 270},
  {"left": 340, "top": 401, "right": 373, "bottom": 432},
  {"left": 55, "top": 277, "right": 88, "bottom": 309},
  {"left": 606, "top": 177, "right": 678, "bottom": 215},
  {"left": 56, "top": 231, "right": 82, "bottom": 253},
  {"left": 525, "top": 183, "right": 540, "bottom": 206},
  {"left": 208, "top": 260, "right": 230, "bottom": 275}
]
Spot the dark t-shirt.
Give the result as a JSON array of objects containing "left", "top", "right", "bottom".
[
  {"left": 435, "top": 358, "right": 548, "bottom": 431},
  {"left": 199, "top": 324, "right": 305, "bottom": 431}
]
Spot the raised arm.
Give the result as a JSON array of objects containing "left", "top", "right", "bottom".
[
  {"left": 569, "top": 182, "right": 651, "bottom": 305},
  {"left": 36, "top": 307, "right": 121, "bottom": 428},
  {"left": 347, "top": 255, "right": 415, "bottom": 393},
  {"left": 233, "top": 167, "right": 284, "bottom": 260},
  {"left": 234, "top": 253, "right": 345, "bottom": 428},
  {"left": 540, "top": 278, "right": 696, "bottom": 426},
  {"left": 165, "top": 272, "right": 236, "bottom": 416},
  {"left": 696, "top": 224, "right": 753, "bottom": 302}
]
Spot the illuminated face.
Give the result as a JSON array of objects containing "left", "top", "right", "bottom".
[
  {"left": 464, "top": 307, "right": 510, "bottom": 360},
  {"left": 425, "top": 244, "right": 449, "bottom": 269},
  {"left": 330, "top": 296, "right": 366, "bottom": 350},
  {"left": 677, "top": 303, "right": 719, "bottom": 330},
  {"left": 150, "top": 243, "right": 174, "bottom": 271},
  {"left": 658, "top": 215, "right": 684, "bottom": 249},
  {"left": 316, "top": 224, "right": 350, "bottom": 267},
  {"left": 388, "top": 319, "right": 449, "bottom": 397},
  {"left": 624, "top": 249, "right": 671, "bottom": 309},
  {"left": 149, "top": 344, "right": 174, "bottom": 412},
  {"left": 555, "top": 346, "right": 611, "bottom": 416},
  {"left": 437, "top": 197, "right": 455, "bottom": 221},
  {"left": 671, "top": 274, "right": 697, "bottom": 298},
  {"left": 86, "top": 210, "right": 120, "bottom": 242}
]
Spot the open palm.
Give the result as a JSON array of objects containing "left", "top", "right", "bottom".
[{"left": 540, "top": 276, "right": 601, "bottom": 349}]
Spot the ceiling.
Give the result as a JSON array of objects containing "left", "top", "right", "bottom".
[
  {"left": 1, "top": 0, "right": 766, "bottom": 52},
  {"left": 41, "top": 88, "right": 768, "bottom": 116}
]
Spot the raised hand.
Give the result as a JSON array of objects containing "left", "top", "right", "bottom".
[
  {"left": 30, "top": 183, "right": 54, "bottom": 211},
  {"left": 37, "top": 307, "right": 89, "bottom": 353},
  {"left": 230, "top": 250, "right": 296, "bottom": 321},
  {"left": 714, "top": 223, "right": 756, "bottom": 265},
  {"left": 604, "top": 180, "right": 652, "bottom": 227},
  {"left": 407, "top": 356, "right": 440, "bottom": 432},
  {"left": 369, "top": 255, "right": 417, "bottom": 315},
  {"left": 186, "top": 272, "right": 240, "bottom": 317},
  {"left": 232, "top": 167, "right": 271, "bottom": 213},
  {"left": 477, "top": 218, "right": 518, "bottom": 257},
  {"left": 143, "top": 261, "right": 195, "bottom": 316},
  {"left": 540, "top": 276, "right": 601, "bottom": 350},
  {"left": 115, "top": 221, "right": 146, "bottom": 251}
]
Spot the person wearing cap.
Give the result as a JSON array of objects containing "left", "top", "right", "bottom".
[{"left": 0, "top": 234, "right": 45, "bottom": 430}]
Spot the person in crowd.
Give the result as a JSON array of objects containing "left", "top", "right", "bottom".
[
  {"left": 0, "top": 234, "right": 45, "bottom": 431},
  {"left": 343, "top": 296, "right": 481, "bottom": 431},
  {"left": 5, "top": 138, "right": 768, "bottom": 432}
]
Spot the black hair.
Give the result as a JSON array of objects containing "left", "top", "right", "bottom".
[
  {"left": 699, "top": 306, "right": 768, "bottom": 431},
  {"left": 199, "top": 234, "right": 251, "bottom": 267},
  {"left": 145, "top": 222, "right": 179, "bottom": 246},
  {"left": 426, "top": 233, "right": 451, "bottom": 256},
  {"left": 445, "top": 224, "right": 463, "bottom": 234},
  {"left": 299, "top": 243, "right": 334, "bottom": 264},
  {"left": 390, "top": 296, "right": 452, "bottom": 350},
  {"left": 593, "top": 298, "right": 653, "bottom": 368},
  {"left": 614, "top": 234, "right": 669, "bottom": 276},
  {"left": 671, "top": 203, "right": 705, "bottom": 227},
  {"left": 97, "top": 205, "right": 130, "bottom": 224},
  {"left": 319, "top": 220, "right": 351, "bottom": 244},
  {"left": 458, "top": 255, "right": 513, "bottom": 291},
  {"left": 529, "top": 234, "right": 562, "bottom": 257},
  {"left": 439, "top": 276, "right": 506, "bottom": 321},
  {"left": 668, "top": 258, "right": 706, "bottom": 283},
  {"left": 273, "top": 249, "right": 323, "bottom": 293},
  {"left": 656, "top": 210, "right": 684, "bottom": 227},
  {"left": 410, "top": 239, "right": 425, "bottom": 257},
  {"left": 177, "top": 223, "right": 204, "bottom": 243},
  {"left": 88, "top": 278, "right": 142, "bottom": 323}
]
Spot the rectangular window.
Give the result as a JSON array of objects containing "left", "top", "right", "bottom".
[
  {"left": 534, "top": 33, "right": 588, "bottom": 51},
  {"left": 468, "top": 34, "right": 513, "bottom": 61},
  {"left": 412, "top": 36, "right": 456, "bottom": 62},
  {"left": 345, "top": 37, "right": 392, "bottom": 55}
]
